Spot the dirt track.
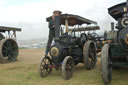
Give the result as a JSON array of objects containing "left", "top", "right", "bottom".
[{"left": 18, "top": 48, "right": 45, "bottom": 64}]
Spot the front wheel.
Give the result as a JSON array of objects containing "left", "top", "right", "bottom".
[
  {"left": 62, "top": 56, "right": 74, "bottom": 80},
  {"left": 39, "top": 56, "right": 52, "bottom": 78},
  {"left": 101, "top": 44, "right": 112, "bottom": 84}
]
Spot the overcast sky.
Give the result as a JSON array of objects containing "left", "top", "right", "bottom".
[{"left": 0, "top": 0, "right": 125, "bottom": 40}]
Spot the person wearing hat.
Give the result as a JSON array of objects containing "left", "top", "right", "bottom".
[{"left": 45, "top": 10, "right": 62, "bottom": 56}]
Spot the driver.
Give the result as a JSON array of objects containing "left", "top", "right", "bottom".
[{"left": 45, "top": 10, "right": 62, "bottom": 56}]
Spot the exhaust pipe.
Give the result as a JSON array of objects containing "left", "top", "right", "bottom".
[
  {"left": 54, "top": 16, "right": 61, "bottom": 42},
  {"left": 111, "top": 22, "right": 114, "bottom": 31}
]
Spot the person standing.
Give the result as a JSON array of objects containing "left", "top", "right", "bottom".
[{"left": 45, "top": 10, "right": 62, "bottom": 56}]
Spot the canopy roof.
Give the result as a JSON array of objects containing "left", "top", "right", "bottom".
[
  {"left": 46, "top": 14, "right": 97, "bottom": 26},
  {"left": 108, "top": 2, "right": 126, "bottom": 20},
  {"left": 0, "top": 26, "right": 21, "bottom": 32}
]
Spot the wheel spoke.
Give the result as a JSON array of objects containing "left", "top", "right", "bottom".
[{"left": 43, "top": 59, "right": 46, "bottom": 65}]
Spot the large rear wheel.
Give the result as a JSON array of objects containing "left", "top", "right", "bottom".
[
  {"left": 83, "top": 40, "right": 97, "bottom": 70},
  {"left": 101, "top": 44, "right": 112, "bottom": 84},
  {"left": 0, "top": 38, "right": 18, "bottom": 63}
]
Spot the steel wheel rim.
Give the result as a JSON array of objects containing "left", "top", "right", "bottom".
[
  {"left": 40, "top": 57, "right": 52, "bottom": 77},
  {"left": 2, "top": 39, "right": 18, "bottom": 61}
]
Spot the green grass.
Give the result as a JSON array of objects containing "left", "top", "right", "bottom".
[{"left": 0, "top": 61, "right": 128, "bottom": 85}]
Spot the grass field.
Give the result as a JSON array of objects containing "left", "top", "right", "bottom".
[{"left": 0, "top": 48, "right": 128, "bottom": 85}]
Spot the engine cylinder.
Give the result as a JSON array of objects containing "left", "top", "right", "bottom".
[{"left": 106, "top": 31, "right": 118, "bottom": 43}]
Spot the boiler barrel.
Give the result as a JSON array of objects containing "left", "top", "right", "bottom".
[{"left": 68, "top": 26, "right": 100, "bottom": 32}]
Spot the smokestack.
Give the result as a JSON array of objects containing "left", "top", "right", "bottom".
[
  {"left": 126, "top": 0, "right": 128, "bottom": 7},
  {"left": 111, "top": 22, "right": 114, "bottom": 31},
  {"left": 126, "top": 0, "right": 128, "bottom": 13},
  {"left": 54, "top": 16, "right": 61, "bottom": 42}
]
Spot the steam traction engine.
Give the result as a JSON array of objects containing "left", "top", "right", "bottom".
[
  {"left": 101, "top": 1, "right": 128, "bottom": 84},
  {"left": 39, "top": 14, "right": 100, "bottom": 80},
  {"left": 0, "top": 26, "right": 21, "bottom": 63}
]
